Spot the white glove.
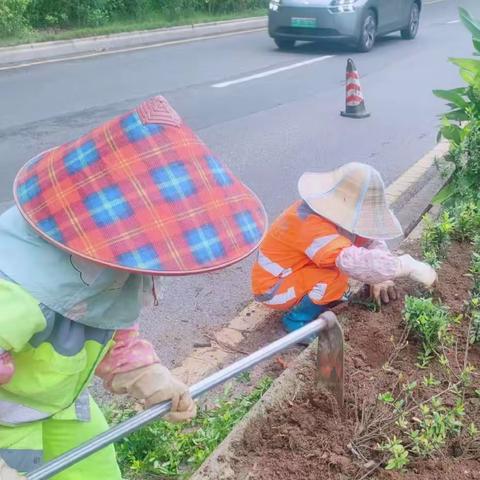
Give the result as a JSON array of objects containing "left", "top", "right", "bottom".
[
  {"left": 370, "top": 280, "right": 398, "bottom": 307},
  {"left": 396, "top": 255, "right": 437, "bottom": 288},
  {"left": 0, "top": 460, "right": 25, "bottom": 480},
  {"left": 111, "top": 364, "right": 197, "bottom": 423}
]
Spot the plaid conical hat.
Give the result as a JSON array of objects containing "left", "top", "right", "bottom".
[
  {"left": 14, "top": 96, "right": 267, "bottom": 275},
  {"left": 298, "top": 162, "right": 403, "bottom": 240}
]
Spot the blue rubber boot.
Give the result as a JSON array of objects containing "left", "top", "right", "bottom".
[{"left": 282, "top": 295, "right": 329, "bottom": 345}]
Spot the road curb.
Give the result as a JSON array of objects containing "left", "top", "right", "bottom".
[
  {"left": 172, "top": 141, "right": 451, "bottom": 385},
  {"left": 0, "top": 16, "right": 267, "bottom": 67}
]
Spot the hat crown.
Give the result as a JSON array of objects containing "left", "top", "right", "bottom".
[{"left": 298, "top": 162, "right": 402, "bottom": 240}]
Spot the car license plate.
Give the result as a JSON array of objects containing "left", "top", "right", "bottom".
[{"left": 291, "top": 17, "right": 317, "bottom": 28}]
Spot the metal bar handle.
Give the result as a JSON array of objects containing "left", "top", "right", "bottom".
[{"left": 27, "top": 316, "right": 330, "bottom": 480}]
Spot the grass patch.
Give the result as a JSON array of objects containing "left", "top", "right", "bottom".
[
  {"left": 105, "top": 376, "right": 273, "bottom": 479},
  {"left": 0, "top": 9, "right": 266, "bottom": 48}
]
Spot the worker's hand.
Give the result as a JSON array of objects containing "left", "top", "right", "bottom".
[
  {"left": 397, "top": 255, "right": 437, "bottom": 289},
  {"left": 370, "top": 280, "right": 397, "bottom": 307},
  {"left": 0, "top": 459, "right": 26, "bottom": 480},
  {"left": 110, "top": 364, "right": 196, "bottom": 423}
]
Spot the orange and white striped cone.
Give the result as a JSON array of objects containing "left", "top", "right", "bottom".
[{"left": 340, "top": 58, "right": 370, "bottom": 119}]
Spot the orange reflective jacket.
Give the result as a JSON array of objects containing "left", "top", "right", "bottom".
[{"left": 251, "top": 201, "right": 366, "bottom": 310}]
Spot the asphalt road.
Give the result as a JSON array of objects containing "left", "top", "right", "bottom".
[{"left": 0, "top": 0, "right": 479, "bottom": 369}]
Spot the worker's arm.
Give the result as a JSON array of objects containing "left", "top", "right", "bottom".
[
  {"left": 336, "top": 246, "right": 437, "bottom": 287},
  {"left": 96, "top": 326, "right": 196, "bottom": 423}
]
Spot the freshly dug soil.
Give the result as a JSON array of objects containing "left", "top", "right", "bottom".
[{"left": 230, "top": 243, "right": 480, "bottom": 480}]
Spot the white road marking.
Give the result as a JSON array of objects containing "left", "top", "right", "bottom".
[
  {"left": 424, "top": 0, "right": 446, "bottom": 4},
  {"left": 447, "top": 19, "right": 461, "bottom": 24},
  {"left": 212, "top": 55, "right": 334, "bottom": 88},
  {"left": 0, "top": 27, "right": 266, "bottom": 72}
]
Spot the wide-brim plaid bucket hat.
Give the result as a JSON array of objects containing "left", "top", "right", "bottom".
[
  {"left": 14, "top": 96, "right": 267, "bottom": 275},
  {"left": 298, "top": 162, "right": 403, "bottom": 240}
]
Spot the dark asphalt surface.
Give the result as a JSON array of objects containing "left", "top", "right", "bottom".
[{"left": 0, "top": 0, "right": 478, "bottom": 368}]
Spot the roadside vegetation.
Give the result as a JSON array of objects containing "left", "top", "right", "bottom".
[
  {"left": 366, "top": 8, "right": 480, "bottom": 471},
  {"left": 0, "top": 0, "right": 267, "bottom": 46},
  {"left": 105, "top": 377, "right": 273, "bottom": 478}
]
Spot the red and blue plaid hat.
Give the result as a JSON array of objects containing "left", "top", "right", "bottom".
[{"left": 14, "top": 96, "right": 267, "bottom": 275}]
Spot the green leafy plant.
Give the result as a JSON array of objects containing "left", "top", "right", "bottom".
[
  {"left": 433, "top": 9, "right": 480, "bottom": 206},
  {"left": 450, "top": 201, "right": 480, "bottom": 241},
  {"left": 378, "top": 392, "right": 395, "bottom": 404},
  {"left": 236, "top": 371, "right": 251, "bottom": 384},
  {"left": 421, "top": 212, "right": 454, "bottom": 267},
  {"left": 380, "top": 436, "right": 410, "bottom": 471},
  {"left": 423, "top": 374, "right": 441, "bottom": 387},
  {"left": 409, "top": 399, "right": 464, "bottom": 457},
  {"left": 467, "top": 422, "right": 479, "bottom": 437},
  {"left": 378, "top": 383, "right": 465, "bottom": 469},
  {"left": 466, "top": 238, "right": 480, "bottom": 344},
  {"left": 0, "top": 0, "right": 31, "bottom": 36},
  {"left": 108, "top": 377, "right": 273, "bottom": 478},
  {"left": 460, "top": 365, "right": 476, "bottom": 386},
  {"left": 403, "top": 296, "right": 453, "bottom": 362}
]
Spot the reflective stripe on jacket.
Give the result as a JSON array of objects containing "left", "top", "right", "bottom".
[{"left": 251, "top": 201, "right": 366, "bottom": 308}]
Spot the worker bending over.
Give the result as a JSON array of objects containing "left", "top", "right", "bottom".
[
  {"left": 252, "top": 162, "right": 436, "bottom": 334},
  {"left": 0, "top": 97, "right": 266, "bottom": 479}
]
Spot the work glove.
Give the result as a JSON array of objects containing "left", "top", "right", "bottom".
[
  {"left": 0, "top": 460, "right": 26, "bottom": 480},
  {"left": 396, "top": 255, "right": 437, "bottom": 288},
  {"left": 370, "top": 280, "right": 398, "bottom": 307},
  {"left": 110, "top": 364, "right": 196, "bottom": 423}
]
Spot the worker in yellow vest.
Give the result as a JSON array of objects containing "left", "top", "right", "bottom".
[{"left": 0, "top": 96, "right": 266, "bottom": 479}]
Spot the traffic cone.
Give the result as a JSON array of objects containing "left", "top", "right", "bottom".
[{"left": 340, "top": 58, "right": 370, "bottom": 119}]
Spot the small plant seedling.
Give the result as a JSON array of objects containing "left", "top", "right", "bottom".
[
  {"left": 467, "top": 422, "right": 479, "bottom": 437},
  {"left": 378, "top": 392, "right": 395, "bottom": 404},
  {"left": 438, "top": 354, "right": 450, "bottom": 369},
  {"left": 423, "top": 374, "right": 441, "bottom": 387},
  {"left": 460, "top": 365, "right": 476, "bottom": 386},
  {"left": 237, "top": 371, "right": 251, "bottom": 384},
  {"left": 402, "top": 381, "right": 417, "bottom": 397},
  {"left": 380, "top": 436, "right": 410, "bottom": 471}
]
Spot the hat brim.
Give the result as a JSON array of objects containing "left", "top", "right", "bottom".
[
  {"left": 13, "top": 98, "right": 268, "bottom": 276},
  {"left": 14, "top": 183, "right": 268, "bottom": 276},
  {"left": 298, "top": 171, "right": 403, "bottom": 241}
]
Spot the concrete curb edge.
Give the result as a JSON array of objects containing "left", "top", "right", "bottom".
[{"left": 0, "top": 16, "right": 267, "bottom": 67}]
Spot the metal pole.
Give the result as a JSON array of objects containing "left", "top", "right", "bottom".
[{"left": 27, "top": 316, "right": 329, "bottom": 480}]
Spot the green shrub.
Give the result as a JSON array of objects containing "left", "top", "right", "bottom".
[
  {"left": 0, "top": 0, "right": 31, "bottom": 37},
  {"left": 403, "top": 296, "right": 453, "bottom": 360},
  {"left": 433, "top": 9, "right": 480, "bottom": 206},
  {"left": 109, "top": 377, "right": 273, "bottom": 478},
  {"left": 421, "top": 211, "right": 454, "bottom": 268}
]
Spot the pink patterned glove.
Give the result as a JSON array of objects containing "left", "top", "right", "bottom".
[
  {"left": 96, "top": 326, "right": 159, "bottom": 391},
  {"left": 0, "top": 352, "right": 15, "bottom": 384}
]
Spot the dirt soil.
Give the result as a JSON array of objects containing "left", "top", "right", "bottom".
[{"left": 229, "top": 242, "right": 480, "bottom": 480}]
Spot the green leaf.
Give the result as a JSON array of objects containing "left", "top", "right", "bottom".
[
  {"left": 450, "top": 57, "right": 480, "bottom": 72},
  {"left": 445, "top": 109, "right": 469, "bottom": 121},
  {"left": 438, "top": 124, "right": 463, "bottom": 143},
  {"left": 433, "top": 88, "right": 468, "bottom": 108},
  {"left": 473, "top": 38, "right": 480, "bottom": 54},
  {"left": 459, "top": 7, "right": 480, "bottom": 40},
  {"left": 460, "top": 68, "right": 477, "bottom": 85}
]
